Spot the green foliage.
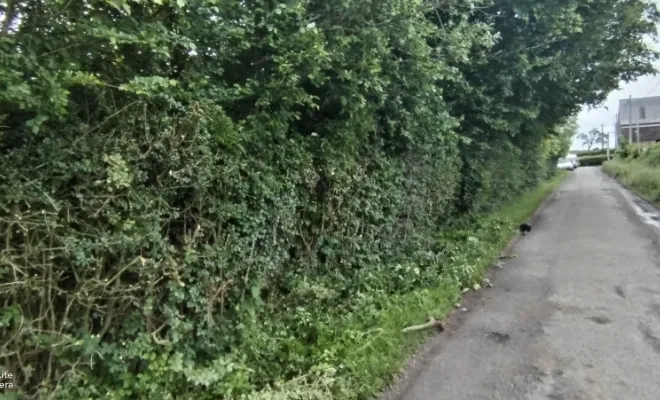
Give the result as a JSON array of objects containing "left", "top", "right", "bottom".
[
  {"left": 0, "top": 0, "right": 657, "bottom": 398},
  {"left": 246, "top": 173, "right": 568, "bottom": 400},
  {"left": 577, "top": 154, "right": 609, "bottom": 166},
  {"left": 615, "top": 137, "right": 633, "bottom": 158},
  {"left": 574, "top": 148, "right": 609, "bottom": 157},
  {"left": 551, "top": 116, "right": 579, "bottom": 157},
  {"left": 492, "top": 172, "right": 568, "bottom": 226},
  {"left": 603, "top": 144, "right": 660, "bottom": 205}
]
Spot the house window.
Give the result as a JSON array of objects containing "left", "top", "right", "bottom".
[{"left": 639, "top": 106, "right": 646, "bottom": 119}]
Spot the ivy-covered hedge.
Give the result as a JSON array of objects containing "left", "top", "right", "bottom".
[
  {"left": 0, "top": 0, "right": 657, "bottom": 398},
  {"left": 578, "top": 154, "right": 609, "bottom": 166},
  {"left": 575, "top": 148, "right": 609, "bottom": 157}
]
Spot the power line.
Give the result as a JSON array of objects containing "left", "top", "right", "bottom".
[{"left": 643, "top": 80, "right": 660, "bottom": 97}]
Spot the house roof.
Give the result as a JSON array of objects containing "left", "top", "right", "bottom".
[{"left": 618, "top": 96, "right": 660, "bottom": 126}]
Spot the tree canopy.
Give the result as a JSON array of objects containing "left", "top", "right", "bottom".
[{"left": 579, "top": 128, "right": 609, "bottom": 150}]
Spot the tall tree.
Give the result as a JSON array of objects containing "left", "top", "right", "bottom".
[{"left": 578, "top": 128, "right": 608, "bottom": 150}]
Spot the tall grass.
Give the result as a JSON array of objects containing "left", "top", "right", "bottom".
[
  {"left": 602, "top": 144, "right": 660, "bottom": 206},
  {"left": 492, "top": 172, "right": 568, "bottom": 229}
]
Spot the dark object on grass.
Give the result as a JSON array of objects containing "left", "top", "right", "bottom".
[{"left": 519, "top": 223, "right": 532, "bottom": 235}]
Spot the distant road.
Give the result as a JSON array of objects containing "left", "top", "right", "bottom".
[{"left": 382, "top": 167, "right": 660, "bottom": 400}]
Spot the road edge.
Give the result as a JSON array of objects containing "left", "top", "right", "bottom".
[
  {"left": 376, "top": 172, "right": 570, "bottom": 400},
  {"left": 600, "top": 166, "right": 660, "bottom": 211},
  {"left": 498, "top": 176, "right": 566, "bottom": 258}
]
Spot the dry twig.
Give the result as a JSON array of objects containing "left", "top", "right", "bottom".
[{"left": 402, "top": 317, "right": 445, "bottom": 333}]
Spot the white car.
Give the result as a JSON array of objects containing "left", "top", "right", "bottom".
[{"left": 557, "top": 158, "right": 575, "bottom": 171}]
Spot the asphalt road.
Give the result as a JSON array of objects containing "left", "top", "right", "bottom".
[{"left": 382, "top": 167, "right": 660, "bottom": 400}]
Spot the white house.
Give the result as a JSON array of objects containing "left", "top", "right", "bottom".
[{"left": 616, "top": 96, "right": 660, "bottom": 145}]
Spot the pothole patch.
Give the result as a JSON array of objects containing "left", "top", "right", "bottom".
[
  {"left": 487, "top": 331, "right": 511, "bottom": 343},
  {"left": 586, "top": 315, "right": 612, "bottom": 325}
]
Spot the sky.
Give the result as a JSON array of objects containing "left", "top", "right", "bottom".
[{"left": 573, "top": 7, "right": 660, "bottom": 150}]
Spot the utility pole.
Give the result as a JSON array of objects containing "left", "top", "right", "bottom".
[
  {"left": 603, "top": 123, "right": 610, "bottom": 160},
  {"left": 636, "top": 119, "right": 641, "bottom": 150},
  {"left": 629, "top": 95, "right": 633, "bottom": 144},
  {"left": 615, "top": 113, "right": 619, "bottom": 149}
]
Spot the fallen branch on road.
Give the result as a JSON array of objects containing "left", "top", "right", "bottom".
[{"left": 402, "top": 317, "right": 445, "bottom": 333}]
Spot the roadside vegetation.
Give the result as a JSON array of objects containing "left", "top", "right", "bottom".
[
  {"left": 248, "top": 171, "right": 569, "bottom": 400},
  {"left": 569, "top": 149, "right": 611, "bottom": 167},
  {"left": 573, "top": 149, "right": 609, "bottom": 157},
  {"left": 603, "top": 144, "right": 660, "bottom": 206},
  {"left": 1, "top": 0, "right": 657, "bottom": 399},
  {"left": 578, "top": 154, "right": 610, "bottom": 166}
]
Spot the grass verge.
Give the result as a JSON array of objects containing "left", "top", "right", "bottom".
[
  {"left": 244, "top": 172, "right": 568, "bottom": 400},
  {"left": 492, "top": 171, "right": 568, "bottom": 233},
  {"left": 602, "top": 145, "right": 660, "bottom": 207}
]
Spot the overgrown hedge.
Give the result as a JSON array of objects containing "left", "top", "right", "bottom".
[
  {"left": 1, "top": 0, "right": 657, "bottom": 398},
  {"left": 574, "top": 148, "right": 609, "bottom": 157},
  {"left": 578, "top": 154, "right": 609, "bottom": 166},
  {"left": 603, "top": 144, "right": 660, "bottom": 205}
]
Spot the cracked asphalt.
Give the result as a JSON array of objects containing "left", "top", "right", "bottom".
[{"left": 382, "top": 167, "right": 660, "bottom": 400}]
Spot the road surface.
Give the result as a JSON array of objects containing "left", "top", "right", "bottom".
[{"left": 382, "top": 167, "right": 660, "bottom": 400}]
